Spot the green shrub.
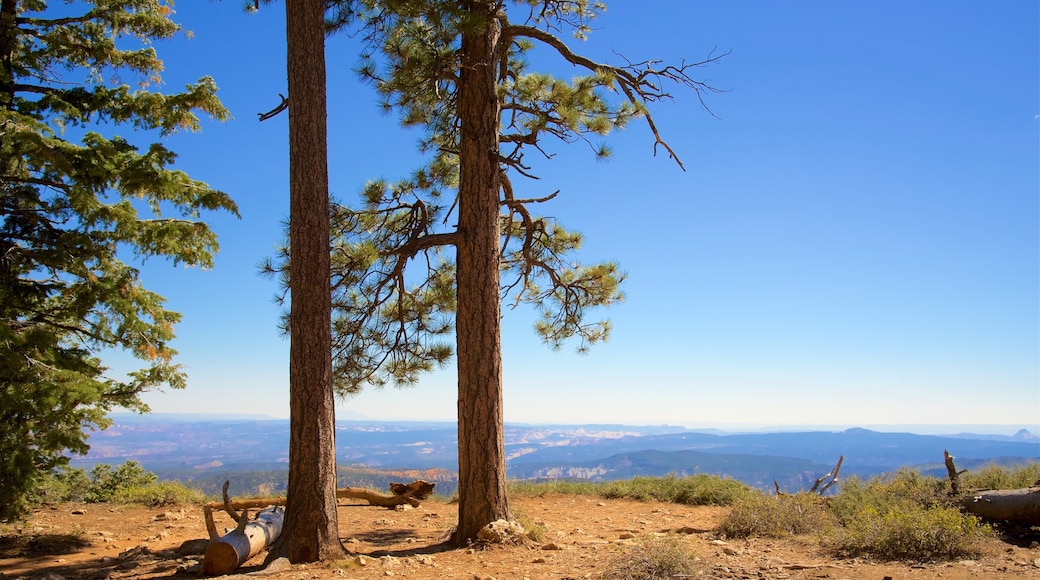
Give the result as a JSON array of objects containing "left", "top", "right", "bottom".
[
  {"left": 833, "top": 504, "right": 989, "bottom": 561},
  {"left": 600, "top": 536, "right": 701, "bottom": 580},
  {"left": 33, "top": 467, "right": 92, "bottom": 505},
  {"left": 717, "top": 491, "right": 835, "bottom": 539},
  {"left": 828, "top": 470, "right": 951, "bottom": 526},
  {"left": 601, "top": 475, "right": 751, "bottom": 506},
  {"left": 85, "top": 461, "right": 157, "bottom": 503},
  {"left": 507, "top": 479, "right": 600, "bottom": 498},
  {"left": 961, "top": 462, "right": 1040, "bottom": 491},
  {"left": 113, "top": 481, "right": 207, "bottom": 507}
]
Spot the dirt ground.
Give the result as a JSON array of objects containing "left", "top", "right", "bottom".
[{"left": 2, "top": 496, "right": 1039, "bottom": 579}]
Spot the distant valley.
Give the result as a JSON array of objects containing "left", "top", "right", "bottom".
[{"left": 74, "top": 415, "right": 1040, "bottom": 497}]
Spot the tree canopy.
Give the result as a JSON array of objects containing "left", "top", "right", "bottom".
[{"left": 0, "top": 0, "right": 237, "bottom": 520}]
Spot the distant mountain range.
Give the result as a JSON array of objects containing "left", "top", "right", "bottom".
[{"left": 74, "top": 415, "right": 1039, "bottom": 497}]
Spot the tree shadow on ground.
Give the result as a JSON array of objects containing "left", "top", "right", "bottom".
[{"left": 0, "top": 532, "right": 91, "bottom": 558}]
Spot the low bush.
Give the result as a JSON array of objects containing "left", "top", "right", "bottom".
[
  {"left": 113, "top": 481, "right": 208, "bottom": 507},
  {"left": 833, "top": 504, "right": 989, "bottom": 561},
  {"left": 717, "top": 491, "right": 835, "bottom": 538},
  {"left": 961, "top": 461, "right": 1040, "bottom": 491},
  {"left": 600, "top": 536, "right": 701, "bottom": 580},
  {"left": 600, "top": 474, "right": 751, "bottom": 506}
]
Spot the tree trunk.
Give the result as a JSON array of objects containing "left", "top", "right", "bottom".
[
  {"left": 452, "top": 0, "right": 510, "bottom": 546},
  {"left": 961, "top": 487, "right": 1040, "bottom": 525},
  {"left": 267, "top": 0, "right": 346, "bottom": 564},
  {"left": 203, "top": 506, "right": 284, "bottom": 575}
]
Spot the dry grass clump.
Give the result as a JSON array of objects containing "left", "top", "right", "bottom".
[
  {"left": 600, "top": 536, "right": 702, "bottom": 580},
  {"left": 717, "top": 491, "right": 835, "bottom": 539}
]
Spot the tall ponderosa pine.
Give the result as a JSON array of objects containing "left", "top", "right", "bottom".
[
  {"left": 264, "top": 0, "right": 348, "bottom": 563},
  {"left": 0, "top": 0, "right": 237, "bottom": 520},
  {"left": 271, "top": 0, "right": 721, "bottom": 544}
]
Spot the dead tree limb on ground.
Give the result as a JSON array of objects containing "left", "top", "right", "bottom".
[
  {"left": 944, "top": 451, "right": 1040, "bottom": 525},
  {"left": 202, "top": 482, "right": 284, "bottom": 575},
  {"left": 774, "top": 455, "right": 843, "bottom": 496}
]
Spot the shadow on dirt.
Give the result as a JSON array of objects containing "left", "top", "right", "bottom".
[{"left": 0, "top": 533, "right": 91, "bottom": 558}]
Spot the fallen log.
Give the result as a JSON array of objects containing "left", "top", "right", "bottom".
[
  {"left": 201, "top": 480, "right": 436, "bottom": 540},
  {"left": 962, "top": 487, "right": 1040, "bottom": 525},
  {"left": 943, "top": 450, "right": 1040, "bottom": 525},
  {"left": 202, "top": 505, "right": 284, "bottom": 575},
  {"left": 338, "top": 479, "right": 436, "bottom": 508}
]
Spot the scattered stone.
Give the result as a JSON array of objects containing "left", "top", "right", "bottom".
[
  {"left": 394, "top": 503, "right": 414, "bottom": 512},
  {"left": 959, "top": 560, "right": 978, "bottom": 567},
  {"left": 414, "top": 554, "right": 435, "bottom": 565},
  {"left": 70, "top": 509, "right": 86, "bottom": 515},
  {"left": 477, "top": 519, "right": 525, "bottom": 544},
  {"left": 373, "top": 518, "right": 397, "bottom": 526},
  {"left": 618, "top": 532, "right": 636, "bottom": 540},
  {"left": 118, "top": 545, "right": 148, "bottom": 561},
  {"left": 533, "top": 557, "right": 547, "bottom": 563},
  {"left": 1033, "top": 558, "right": 1040, "bottom": 568},
  {"left": 354, "top": 555, "right": 375, "bottom": 566},
  {"left": 675, "top": 526, "right": 711, "bottom": 534},
  {"left": 175, "top": 538, "right": 209, "bottom": 556},
  {"left": 541, "top": 542, "right": 563, "bottom": 551},
  {"left": 596, "top": 502, "right": 606, "bottom": 507},
  {"left": 721, "top": 545, "right": 740, "bottom": 556},
  {"left": 264, "top": 557, "right": 293, "bottom": 573}
]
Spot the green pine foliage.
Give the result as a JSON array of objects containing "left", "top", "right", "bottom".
[
  {"left": 261, "top": 1, "right": 722, "bottom": 394},
  {"left": 0, "top": 0, "right": 237, "bottom": 520}
]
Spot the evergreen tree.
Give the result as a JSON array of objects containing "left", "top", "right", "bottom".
[
  {"left": 0, "top": 0, "right": 237, "bottom": 520},
  {"left": 265, "top": 0, "right": 722, "bottom": 544},
  {"left": 264, "top": 0, "right": 348, "bottom": 563}
]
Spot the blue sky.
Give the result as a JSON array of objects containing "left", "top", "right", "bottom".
[{"left": 101, "top": 1, "right": 1038, "bottom": 431}]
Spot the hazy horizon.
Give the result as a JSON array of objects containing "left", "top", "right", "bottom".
[{"left": 110, "top": 412, "right": 1040, "bottom": 438}]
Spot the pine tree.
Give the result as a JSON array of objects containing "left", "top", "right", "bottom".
[
  {"left": 264, "top": 0, "right": 348, "bottom": 562},
  {"left": 0, "top": 0, "right": 237, "bottom": 520},
  {"left": 268, "top": 0, "right": 723, "bottom": 544}
]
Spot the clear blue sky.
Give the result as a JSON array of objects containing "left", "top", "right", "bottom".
[{"left": 104, "top": 1, "right": 1038, "bottom": 431}]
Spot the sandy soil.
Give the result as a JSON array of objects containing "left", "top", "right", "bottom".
[{"left": 2, "top": 496, "right": 1039, "bottom": 579}]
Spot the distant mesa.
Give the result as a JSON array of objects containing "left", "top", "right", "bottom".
[{"left": 1011, "top": 428, "right": 1037, "bottom": 441}]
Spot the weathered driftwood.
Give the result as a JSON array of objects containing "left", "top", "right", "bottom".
[
  {"left": 202, "top": 505, "right": 284, "bottom": 575},
  {"left": 944, "top": 450, "right": 1040, "bottom": 525},
  {"left": 962, "top": 487, "right": 1040, "bottom": 525},
  {"left": 774, "top": 456, "right": 843, "bottom": 496},
  {"left": 201, "top": 480, "right": 436, "bottom": 541},
  {"left": 338, "top": 479, "right": 437, "bottom": 508}
]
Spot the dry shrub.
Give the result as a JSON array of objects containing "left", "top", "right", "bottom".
[
  {"left": 717, "top": 491, "right": 835, "bottom": 539},
  {"left": 833, "top": 504, "right": 990, "bottom": 561},
  {"left": 600, "top": 536, "right": 701, "bottom": 580}
]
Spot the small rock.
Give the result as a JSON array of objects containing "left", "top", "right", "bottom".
[
  {"left": 393, "top": 503, "right": 414, "bottom": 511},
  {"left": 70, "top": 509, "right": 86, "bottom": 515},
  {"left": 722, "top": 546, "right": 740, "bottom": 556},
  {"left": 175, "top": 538, "right": 209, "bottom": 556},
  {"left": 414, "top": 554, "right": 435, "bottom": 565},
  {"left": 265, "top": 557, "right": 293, "bottom": 573},
  {"left": 618, "top": 532, "right": 636, "bottom": 540},
  {"left": 118, "top": 545, "right": 148, "bottom": 561},
  {"left": 355, "top": 555, "right": 374, "bottom": 566},
  {"left": 596, "top": 502, "right": 606, "bottom": 507},
  {"left": 959, "top": 560, "right": 978, "bottom": 567},
  {"left": 1033, "top": 558, "right": 1040, "bottom": 568},
  {"left": 477, "top": 519, "right": 525, "bottom": 543},
  {"left": 541, "top": 542, "right": 563, "bottom": 551},
  {"left": 373, "top": 518, "right": 397, "bottom": 526},
  {"left": 533, "top": 557, "right": 547, "bottom": 563},
  {"left": 379, "top": 555, "right": 400, "bottom": 567}
]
